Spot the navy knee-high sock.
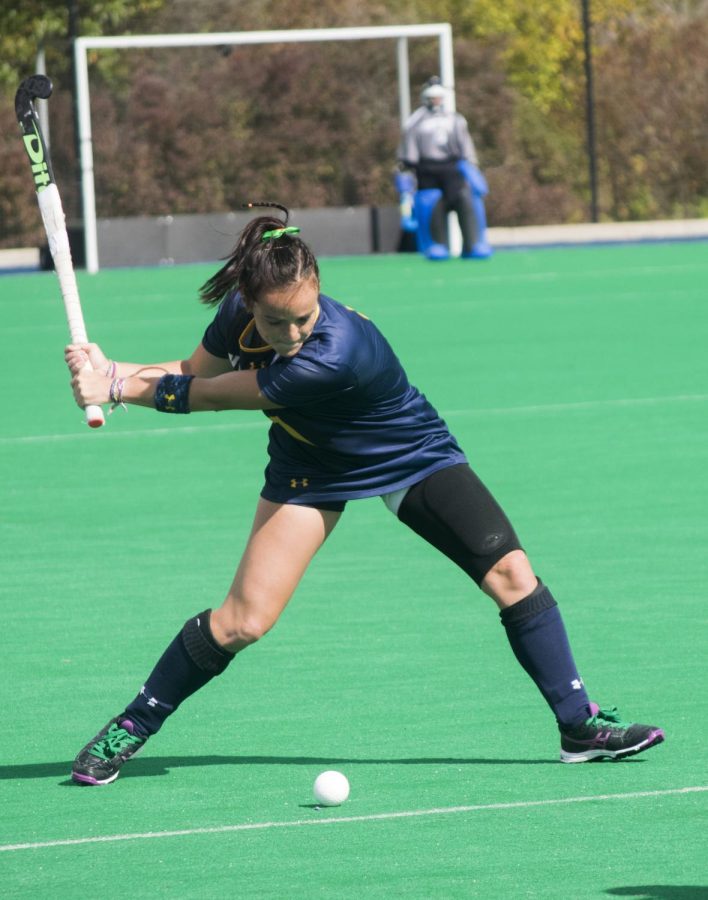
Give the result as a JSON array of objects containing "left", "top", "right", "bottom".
[
  {"left": 123, "top": 610, "right": 235, "bottom": 737},
  {"left": 500, "top": 582, "right": 591, "bottom": 727}
]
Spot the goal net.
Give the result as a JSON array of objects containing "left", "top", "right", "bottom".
[{"left": 75, "top": 23, "right": 454, "bottom": 272}]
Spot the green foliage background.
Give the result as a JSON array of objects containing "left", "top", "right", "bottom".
[{"left": 1, "top": 1, "right": 706, "bottom": 248}]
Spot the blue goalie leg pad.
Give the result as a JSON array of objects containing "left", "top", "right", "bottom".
[
  {"left": 414, "top": 189, "right": 449, "bottom": 260},
  {"left": 426, "top": 244, "right": 451, "bottom": 260},
  {"left": 461, "top": 190, "right": 493, "bottom": 259},
  {"left": 462, "top": 241, "right": 493, "bottom": 259},
  {"left": 394, "top": 171, "right": 418, "bottom": 232}
]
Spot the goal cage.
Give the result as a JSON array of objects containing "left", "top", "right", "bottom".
[{"left": 71, "top": 24, "right": 456, "bottom": 273}]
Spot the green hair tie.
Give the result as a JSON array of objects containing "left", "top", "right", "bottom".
[{"left": 261, "top": 226, "right": 301, "bottom": 241}]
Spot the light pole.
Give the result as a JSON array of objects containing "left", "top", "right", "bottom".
[
  {"left": 581, "top": 0, "right": 599, "bottom": 222},
  {"left": 67, "top": 0, "right": 85, "bottom": 256}
]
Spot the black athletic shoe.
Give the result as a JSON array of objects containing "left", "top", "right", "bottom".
[
  {"left": 72, "top": 716, "right": 146, "bottom": 785},
  {"left": 560, "top": 703, "right": 665, "bottom": 763}
]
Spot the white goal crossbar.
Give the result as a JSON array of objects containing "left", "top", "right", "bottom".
[{"left": 74, "top": 24, "right": 455, "bottom": 272}]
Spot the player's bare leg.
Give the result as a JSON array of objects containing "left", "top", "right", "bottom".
[
  {"left": 211, "top": 499, "right": 341, "bottom": 652},
  {"left": 72, "top": 500, "right": 341, "bottom": 784},
  {"left": 480, "top": 548, "right": 537, "bottom": 608}
]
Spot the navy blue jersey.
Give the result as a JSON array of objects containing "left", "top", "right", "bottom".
[{"left": 202, "top": 292, "right": 466, "bottom": 504}]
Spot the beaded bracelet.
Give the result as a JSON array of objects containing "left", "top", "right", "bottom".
[
  {"left": 108, "top": 377, "right": 127, "bottom": 415},
  {"left": 154, "top": 374, "right": 195, "bottom": 414}
]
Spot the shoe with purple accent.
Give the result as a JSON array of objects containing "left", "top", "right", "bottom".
[
  {"left": 559, "top": 703, "right": 665, "bottom": 763},
  {"left": 72, "top": 715, "right": 146, "bottom": 785}
]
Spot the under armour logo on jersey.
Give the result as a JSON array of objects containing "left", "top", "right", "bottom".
[
  {"left": 571, "top": 678, "right": 585, "bottom": 691},
  {"left": 290, "top": 478, "right": 309, "bottom": 488}
]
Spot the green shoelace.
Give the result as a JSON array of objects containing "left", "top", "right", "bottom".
[
  {"left": 89, "top": 723, "right": 143, "bottom": 761},
  {"left": 587, "top": 706, "right": 630, "bottom": 728}
]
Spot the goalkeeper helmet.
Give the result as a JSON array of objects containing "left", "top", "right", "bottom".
[{"left": 421, "top": 76, "right": 447, "bottom": 110}]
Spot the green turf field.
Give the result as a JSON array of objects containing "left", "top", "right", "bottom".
[{"left": 1, "top": 244, "right": 707, "bottom": 898}]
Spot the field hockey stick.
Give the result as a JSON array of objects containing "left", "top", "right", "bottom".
[{"left": 15, "top": 74, "right": 105, "bottom": 428}]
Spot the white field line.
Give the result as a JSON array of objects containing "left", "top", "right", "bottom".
[
  {"left": 0, "top": 419, "right": 265, "bottom": 445},
  {"left": 1, "top": 786, "right": 705, "bottom": 853},
  {"left": 443, "top": 392, "right": 708, "bottom": 420},
  {"left": 3, "top": 393, "right": 708, "bottom": 447}
]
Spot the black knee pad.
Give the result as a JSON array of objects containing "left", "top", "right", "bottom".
[
  {"left": 181, "top": 610, "right": 234, "bottom": 675},
  {"left": 398, "top": 464, "right": 522, "bottom": 585}
]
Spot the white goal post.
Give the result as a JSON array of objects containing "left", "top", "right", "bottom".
[{"left": 73, "top": 23, "right": 456, "bottom": 273}]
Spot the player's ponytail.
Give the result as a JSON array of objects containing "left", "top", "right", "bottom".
[{"left": 199, "top": 202, "right": 319, "bottom": 307}]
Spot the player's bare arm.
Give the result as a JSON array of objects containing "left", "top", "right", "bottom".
[
  {"left": 65, "top": 340, "right": 232, "bottom": 379},
  {"left": 71, "top": 363, "right": 278, "bottom": 412},
  {"left": 120, "top": 368, "right": 276, "bottom": 411},
  {"left": 68, "top": 340, "right": 253, "bottom": 409}
]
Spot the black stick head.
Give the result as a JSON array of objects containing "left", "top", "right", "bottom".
[{"left": 15, "top": 75, "right": 53, "bottom": 130}]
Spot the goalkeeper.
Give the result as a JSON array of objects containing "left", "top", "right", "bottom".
[{"left": 398, "top": 77, "right": 490, "bottom": 259}]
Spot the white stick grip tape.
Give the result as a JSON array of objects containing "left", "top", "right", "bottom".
[{"left": 38, "top": 186, "right": 104, "bottom": 428}]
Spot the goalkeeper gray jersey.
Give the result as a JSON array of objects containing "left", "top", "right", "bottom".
[{"left": 398, "top": 107, "right": 478, "bottom": 166}]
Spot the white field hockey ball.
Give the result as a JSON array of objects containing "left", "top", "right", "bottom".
[{"left": 313, "top": 770, "right": 350, "bottom": 806}]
